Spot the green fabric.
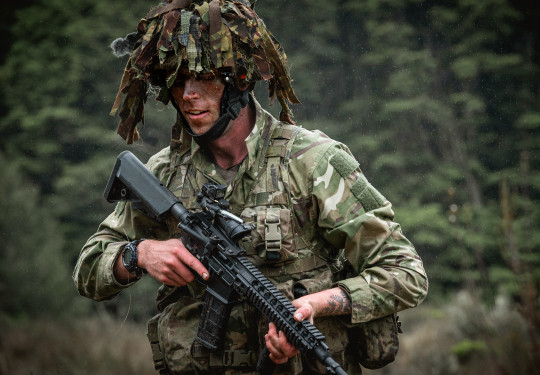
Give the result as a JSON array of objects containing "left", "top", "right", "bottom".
[
  {"left": 74, "top": 97, "right": 428, "bottom": 374},
  {"left": 330, "top": 148, "right": 360, "bottom": 179},
  {"left": 350, "top": 175, "right": 387, "bottom": 213}
]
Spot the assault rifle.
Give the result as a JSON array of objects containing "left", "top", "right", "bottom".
[{"left": 104, "top": 151, "right": 347, "bottom": 375}]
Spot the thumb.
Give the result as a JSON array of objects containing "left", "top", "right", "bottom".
[{"left": 293, "top": 305, "right": 313, "bottom": 323}]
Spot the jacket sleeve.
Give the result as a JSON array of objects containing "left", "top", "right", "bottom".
[
  {"left": 311, "top": 142, "right": 428, "bottom": 324},
  {"left": 72, "top": 148, "right": 174, "bottom": 301}
]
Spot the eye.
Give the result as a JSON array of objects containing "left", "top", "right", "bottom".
[
  {"left": 172, "top": 71, "right": 192, "bottom": 87},
  {"left": 172, "top": 76, "right": 187, "bottom": 88},
  {"left": 200, "top": 74, "right": 220, "bottom": 82}
]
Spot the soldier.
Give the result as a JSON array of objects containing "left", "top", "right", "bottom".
[{"left": 73, "top": 1, "right": 428, "bottom": 374}]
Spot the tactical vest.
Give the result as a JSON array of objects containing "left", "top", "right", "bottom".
[
  {"left": 168, "top": 119, "right": 333, "bottom": 279},
  {"left": 146, "top": 118, "right": 398, "bottom": 375},
  {"left": 147, "top": 117, "right": 351, "bottom": 375}
]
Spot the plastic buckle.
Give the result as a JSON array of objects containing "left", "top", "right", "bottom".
[
  {"left": 223, "top": 350, "right": 256, "bottom": 367},
  {"left": 265, "top": 218, "right": 281, "bottom": 261}
]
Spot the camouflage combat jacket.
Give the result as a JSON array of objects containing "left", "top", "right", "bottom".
[{"left": 73, "top": 98, "right": 428, "bottom": 374}]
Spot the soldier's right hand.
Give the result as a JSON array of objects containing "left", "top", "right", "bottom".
[{"left": 138, "top": 239, "right": 209, "bottom": 286}]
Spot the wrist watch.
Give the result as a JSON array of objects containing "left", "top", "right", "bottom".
[{"left": 122, "top": 239, "right": 147, "bottom": 276}]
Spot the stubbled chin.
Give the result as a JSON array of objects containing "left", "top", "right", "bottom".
[{"left": 186, "top": 122, "right": 214, "bottom": 135}]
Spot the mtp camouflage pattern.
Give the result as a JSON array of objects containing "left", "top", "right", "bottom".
[
  {"left": 111, "top": 0, "right": 299, "bottom": 144},
  {"left": 73, "top": 97, "right": 428, "bottom": 374}
]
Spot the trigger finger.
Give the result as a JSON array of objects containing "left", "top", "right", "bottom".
[{"left": 181, "top": 251, "right": 209, "bottom": 280}]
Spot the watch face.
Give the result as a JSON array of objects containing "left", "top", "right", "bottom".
[
  {"left": 123, "top": 248, "right": 134, "bottom": 265},
  {"left": 123, "top": 244, "right": 137, "bottom": 270},
  {"left": 123, "top": 241, "right": 144, "bottom": 275}
]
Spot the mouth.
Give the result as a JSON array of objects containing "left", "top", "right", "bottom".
[{"left": 186, "top": 110, "right": 209, "bottom": 117}]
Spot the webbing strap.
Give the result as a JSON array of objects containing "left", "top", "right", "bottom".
[
  {"left": 257, "top": 253, "right": 328, "bottom": 277},
  {"left": 265, "top": 124, "right": 300, "bottom": 205},
  {"left": 192, "top": 341, "right": 257, "bottom": 368},
  {"left": 212, "top": 350, "right": 257, "bottom": 367},
  {"left": 147, "top": 314, "right": 170, "bottom": 374}
]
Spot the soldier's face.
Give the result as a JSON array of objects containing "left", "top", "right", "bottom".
[{"left": 171, "top": 75, "right": 225, "bottom": 135}]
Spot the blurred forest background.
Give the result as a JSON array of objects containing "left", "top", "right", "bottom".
[{"left": 0, "top": 0, "right": 539, "bottom": 374}]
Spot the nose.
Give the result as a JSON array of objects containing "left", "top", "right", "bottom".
[{"left": 182, "top": 78, "right": 200, "bottom": 100}]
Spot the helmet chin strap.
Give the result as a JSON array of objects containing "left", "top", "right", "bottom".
[{"left": 180, "top": 76, "right": 250, "bottom": 145}]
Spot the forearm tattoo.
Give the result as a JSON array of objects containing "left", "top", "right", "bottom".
[{"left": 320, "top": 290, "right": 352, "bottom": 316}]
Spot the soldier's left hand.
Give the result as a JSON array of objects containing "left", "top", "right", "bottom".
[
  {"left": 264, "top": 296, "right": 315, "bottom": 364},
  {"left": 264, "top": 287, "right": 351, "bottom": 364}
]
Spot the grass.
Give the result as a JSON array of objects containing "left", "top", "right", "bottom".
[
  {"left": 0, "top": 315, "right": 154, "bottom": 375},
  {"left": 0, "top": 291, "right": 537, "bottom": 375}
]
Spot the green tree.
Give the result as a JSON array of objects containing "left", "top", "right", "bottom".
[
  {"left": 0, "top": 152, "right": 82, "bottom": 320},
  {"left": 0, "top": 0, "right": 171, "bottom": 320},
  {"left": 0, "top": 0, "right": 175, "bottom": 258},
  {"left": 1, "top": 0, "right": 539, "bottom": 328},
  {"left": 260, "top": 0, "right": 540, "bottom": 314}
]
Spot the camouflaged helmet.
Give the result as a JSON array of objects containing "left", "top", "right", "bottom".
[{"left": 110, "top": 0, "right": 299, "bottom": 144}]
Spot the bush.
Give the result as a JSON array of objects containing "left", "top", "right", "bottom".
[
  {"left": 364, "top": 291, "right": 534, "bottom": 375},
  {"left": 0, "top": 316, "right": 154, "bottom": 375},
  {"left": 0, "top": 152, "right": 85, "bottom": 321}
]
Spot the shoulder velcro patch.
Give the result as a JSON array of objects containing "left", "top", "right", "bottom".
[
  {"left": 330, "top": 149, "right": 360, "bottom": 178},
  {"left": 329, "top": 149, "right": 386, "bottom": 211},
  {"left": 351, "top": 174, "right": 387, "bottom": 212}
]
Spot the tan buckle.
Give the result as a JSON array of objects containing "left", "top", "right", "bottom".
[
  {"left": 265, "top": 217, "right": 281, "bottom": 261},
  {"left": 265, "top": 219, "right": 281, "bottom": 249}
]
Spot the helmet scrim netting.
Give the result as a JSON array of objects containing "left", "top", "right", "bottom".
[{"left": 110, "top": 0, "right": 299, "bottom": 144}]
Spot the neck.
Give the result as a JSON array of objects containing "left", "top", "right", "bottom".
[{"left": 206, "top": 102, "right": 255, "bottom": 169}]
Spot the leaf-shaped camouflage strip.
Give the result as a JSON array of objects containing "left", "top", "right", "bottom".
[
  {"left": 187, "top": 13, "right": 202, "bottom": 72},
  {"left": 221, "top": 23, "right": 234, "bottom": 67},
  {"left": 139, "top": 18, "right": 159, "bottom": 50},
  {"left": 223, "top": 2, "right": 258, "bottom": 44},
  {"left": 134, "top": 28, "right": 161, "bottom": 73},
  {"left": 208, "top": 0, "right": 221, "bottom": 66},
  {"left": 194, "top": 2, "right": 210, "bottom": 18},
  {"left": 117, "top": 79, "right": 147, "bottom": 144},
  {"left": 146, "top": 0, "right": 191, "bottom": 20},
  {"left": 259, "top": 27, "right": 299, "bottom": 104},
  {"left": 234, "top": 1, "right": 262, "bottom": 44},
  {"left": 252, "top": 46, "right": 271, "bottom": 80},
  {"left": 110, "top": 63, "right": 134, "bottom": 116},
  {"left": 179, "top": 10, "right": 191, "bottom": 46},
  {"left": 224, "top": 17, "right": 252, "bottom": 44},
  {"left": 157, "top": 10, "right": 181, "bottom": 64}
]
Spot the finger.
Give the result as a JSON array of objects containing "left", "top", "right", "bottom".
[
  {"left": 158, "top": 254, "right": 200, "bottom": 286},
  {"left": 293, "top": 305, "right": 314, "bottom": 324},
  {"left": 177, "top": 248, "right": 209, "bottom": 280},
  {"left": 265, "top": 323, "right": 286, "bottom": 361},
  {"left": 278, "top": 331, "right": 300, "bottom": 358},
  {"left": 171, "top": 260, "right": 198, "bottom": 283},
  {"left": 269, "top": 352, "right": 289, "bottom": 365},
  {"left": 268, "top": 322, "right": 278, "bottom": 336},
  {"left": 266, "top": 338, "right": 288, "bottom": 364},
  {"left": 155, "top": 266, "right": 192, "bottom": 286},
  {"left": 265, "top": 323, "right": 279, "bottom": 349}
]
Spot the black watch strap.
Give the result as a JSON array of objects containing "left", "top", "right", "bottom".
[{"left": 122, "top": 239, "right": 147, "bottom": 276}]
